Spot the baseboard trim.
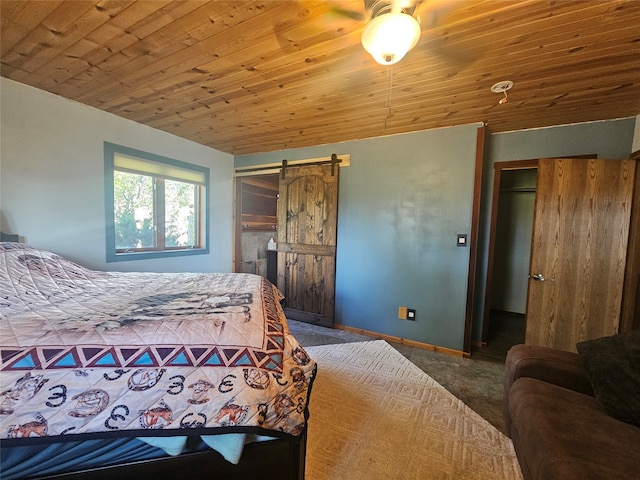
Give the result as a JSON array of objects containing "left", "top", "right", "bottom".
[{"left": 333, "top": 323, "right": 468, "bottom": 358}]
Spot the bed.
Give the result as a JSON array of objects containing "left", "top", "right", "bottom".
[{"left": 0, "top": 242, "right": 317, "bottom": 479}]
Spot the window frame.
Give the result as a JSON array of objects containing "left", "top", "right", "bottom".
[{"left": 104, "top": 142, "right": 210, "bottom": 262}]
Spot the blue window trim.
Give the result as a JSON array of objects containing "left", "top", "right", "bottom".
[{"left": 104, "top": 141, "right": 210, "bottom": 262}]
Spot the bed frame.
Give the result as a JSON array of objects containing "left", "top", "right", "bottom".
[
  {"left": 0, "top": 235, "right": 309, "bottom": 480},
  {"left": 34, "top": 429, "right": 307, "bottom": 480}
]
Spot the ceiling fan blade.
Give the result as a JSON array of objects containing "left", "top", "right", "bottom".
[
  {"left": 330, "top": 6, "right": 365, "bottom": 21},
  {"left": 413, "top": 0, "right": 461, "bottom": 29},
  {"left": 411, "top": 0, "right": 481, "bottom": 68},
  {"left": 273, "top": 1, "right": 362, "bottom": 54}
]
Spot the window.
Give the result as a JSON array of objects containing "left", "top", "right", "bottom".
[{"left": 105, "top": 142, "right": 209, "bottom": 262}]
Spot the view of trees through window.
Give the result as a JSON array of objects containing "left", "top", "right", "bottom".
[
  {"left": 114, "top": 171, "right": 196, "bottom": 250},
  {"left": 105, "top": 142, "right": 208, "bottom": 261},
  {"left": 165, "top": 179, "right": 197, "bottom": 247}
]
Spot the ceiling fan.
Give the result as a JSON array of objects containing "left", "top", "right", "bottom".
[
  {"left": 359, "top": 0, "right": 422, "bottom": 64},
  {"left": 333, "top": 0, "right": 462, "bottom": 65},
  {"left": 272, "top": 1, "right": 460, "bottom": 64}
]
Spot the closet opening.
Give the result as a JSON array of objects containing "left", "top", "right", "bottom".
[
  {"left": 235, "top": 173, "right": 279, "bottom": 284},
  {"left": 482, "top": 159, "right": 538, "bottom": 357}
]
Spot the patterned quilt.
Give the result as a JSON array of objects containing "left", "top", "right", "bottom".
[{"left": 0, "top": 243, "right": 316, "bottom": 445}]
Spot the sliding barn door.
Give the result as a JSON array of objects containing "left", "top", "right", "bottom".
[
  {"left": 525, "top": 158, "right": 635, "bottom": 351},
  {"left": 277, "top": 164, "right": 339, "bottom": 327}
]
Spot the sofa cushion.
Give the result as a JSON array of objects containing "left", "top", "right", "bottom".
[
  {"left": 503, "top": 344, "right": 594, "bottom": 435},
  {"left": 509, "top": 378, "right": 640, "bottom": 480},
  {"left": 576, "top": 329, "right": 640, "bottom": 426}
]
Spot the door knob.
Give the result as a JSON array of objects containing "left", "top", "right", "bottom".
[{"left": 530, "top": 273, "right": 545, "bottom": 281}]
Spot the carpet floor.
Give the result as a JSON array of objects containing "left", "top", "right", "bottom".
[
  {"left": 288, "top": 316, "right": 525, "bottom": 435},
  {"left": 304, "top": 340, "right": 523, "bottom": 480}
]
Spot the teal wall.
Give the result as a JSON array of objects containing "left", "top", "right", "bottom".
[
  {"left": 237, "top": 124, "right": 482, "bottom": 351},
  {"left": 474, "top": 118, "right": 637, "bottom": 340},
  {"left": 0, "top": 78, "right": 234, "bottom": 273},
  {"left": 2, "top": 77, "right": 635, "bottom": 352},
  {"left": 238, "top": 118, "right": 637, "bottom": 351}
]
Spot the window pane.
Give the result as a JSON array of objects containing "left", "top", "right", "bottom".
[
  {"left": 106, "top": 141, "right": 209, "bottom": 261},
  {"left": 165, "top": 179, "right": 196, "bottom": 247},
  {"left": 114, "top": 171, "right": 155, "bottom": 249}
]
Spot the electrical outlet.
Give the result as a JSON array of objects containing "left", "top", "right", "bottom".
[
  {"left": 398, "top": 306, "right": 407, "bottom": 320},
  {"left": 407, "top": 308, "right": 416, "bottom": 321}
]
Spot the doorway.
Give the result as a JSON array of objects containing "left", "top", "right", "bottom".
[
  {"left": 235, "top": 174, "right": 279, "bottom": 284},
  {"left": 486, "top": 167, "right": 536, "bottom": 351},
  {"left": 234, "top": 156, "right": 344, "bottom": 328},
  {"left": 482, "top": 159, "right": 538, "bottom": 354},
  {"left": 483, "top": 155, "right": 629, "bottom": 354}
]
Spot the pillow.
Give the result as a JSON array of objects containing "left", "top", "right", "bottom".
[{"left": 576, "top": 329, "right": 640, "bottom": 426}]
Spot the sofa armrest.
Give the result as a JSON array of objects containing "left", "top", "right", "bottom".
[{"left": 503, "top": 344, "right": 594, "bottom": 436}]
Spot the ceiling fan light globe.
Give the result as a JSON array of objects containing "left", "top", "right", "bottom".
[{"left": 361, "top": 12, "right": 421, "bottom": 65}]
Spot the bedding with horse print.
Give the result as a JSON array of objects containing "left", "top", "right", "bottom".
[{"left": 0, "top": 243, "right": 316, "bottom": 445}]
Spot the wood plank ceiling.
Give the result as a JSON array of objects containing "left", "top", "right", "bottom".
[{"left": 2, "top": 0, "right": 640, "bottom": 156}]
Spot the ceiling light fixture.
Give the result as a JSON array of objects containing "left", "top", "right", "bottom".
[{"left": 361, "top": 8, "right": 421, "bottom": 65}]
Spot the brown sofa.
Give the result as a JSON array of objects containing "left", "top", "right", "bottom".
[{"left": 504, "top": 337, "right": 640, "bottom": 480}]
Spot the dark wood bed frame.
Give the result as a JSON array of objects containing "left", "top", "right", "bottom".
[
  {"left": 1, "top": 234, "right": 309, "bottom": 480},
  {"left": 35, "top": 429, "right": 307, "bottom": 480}
]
